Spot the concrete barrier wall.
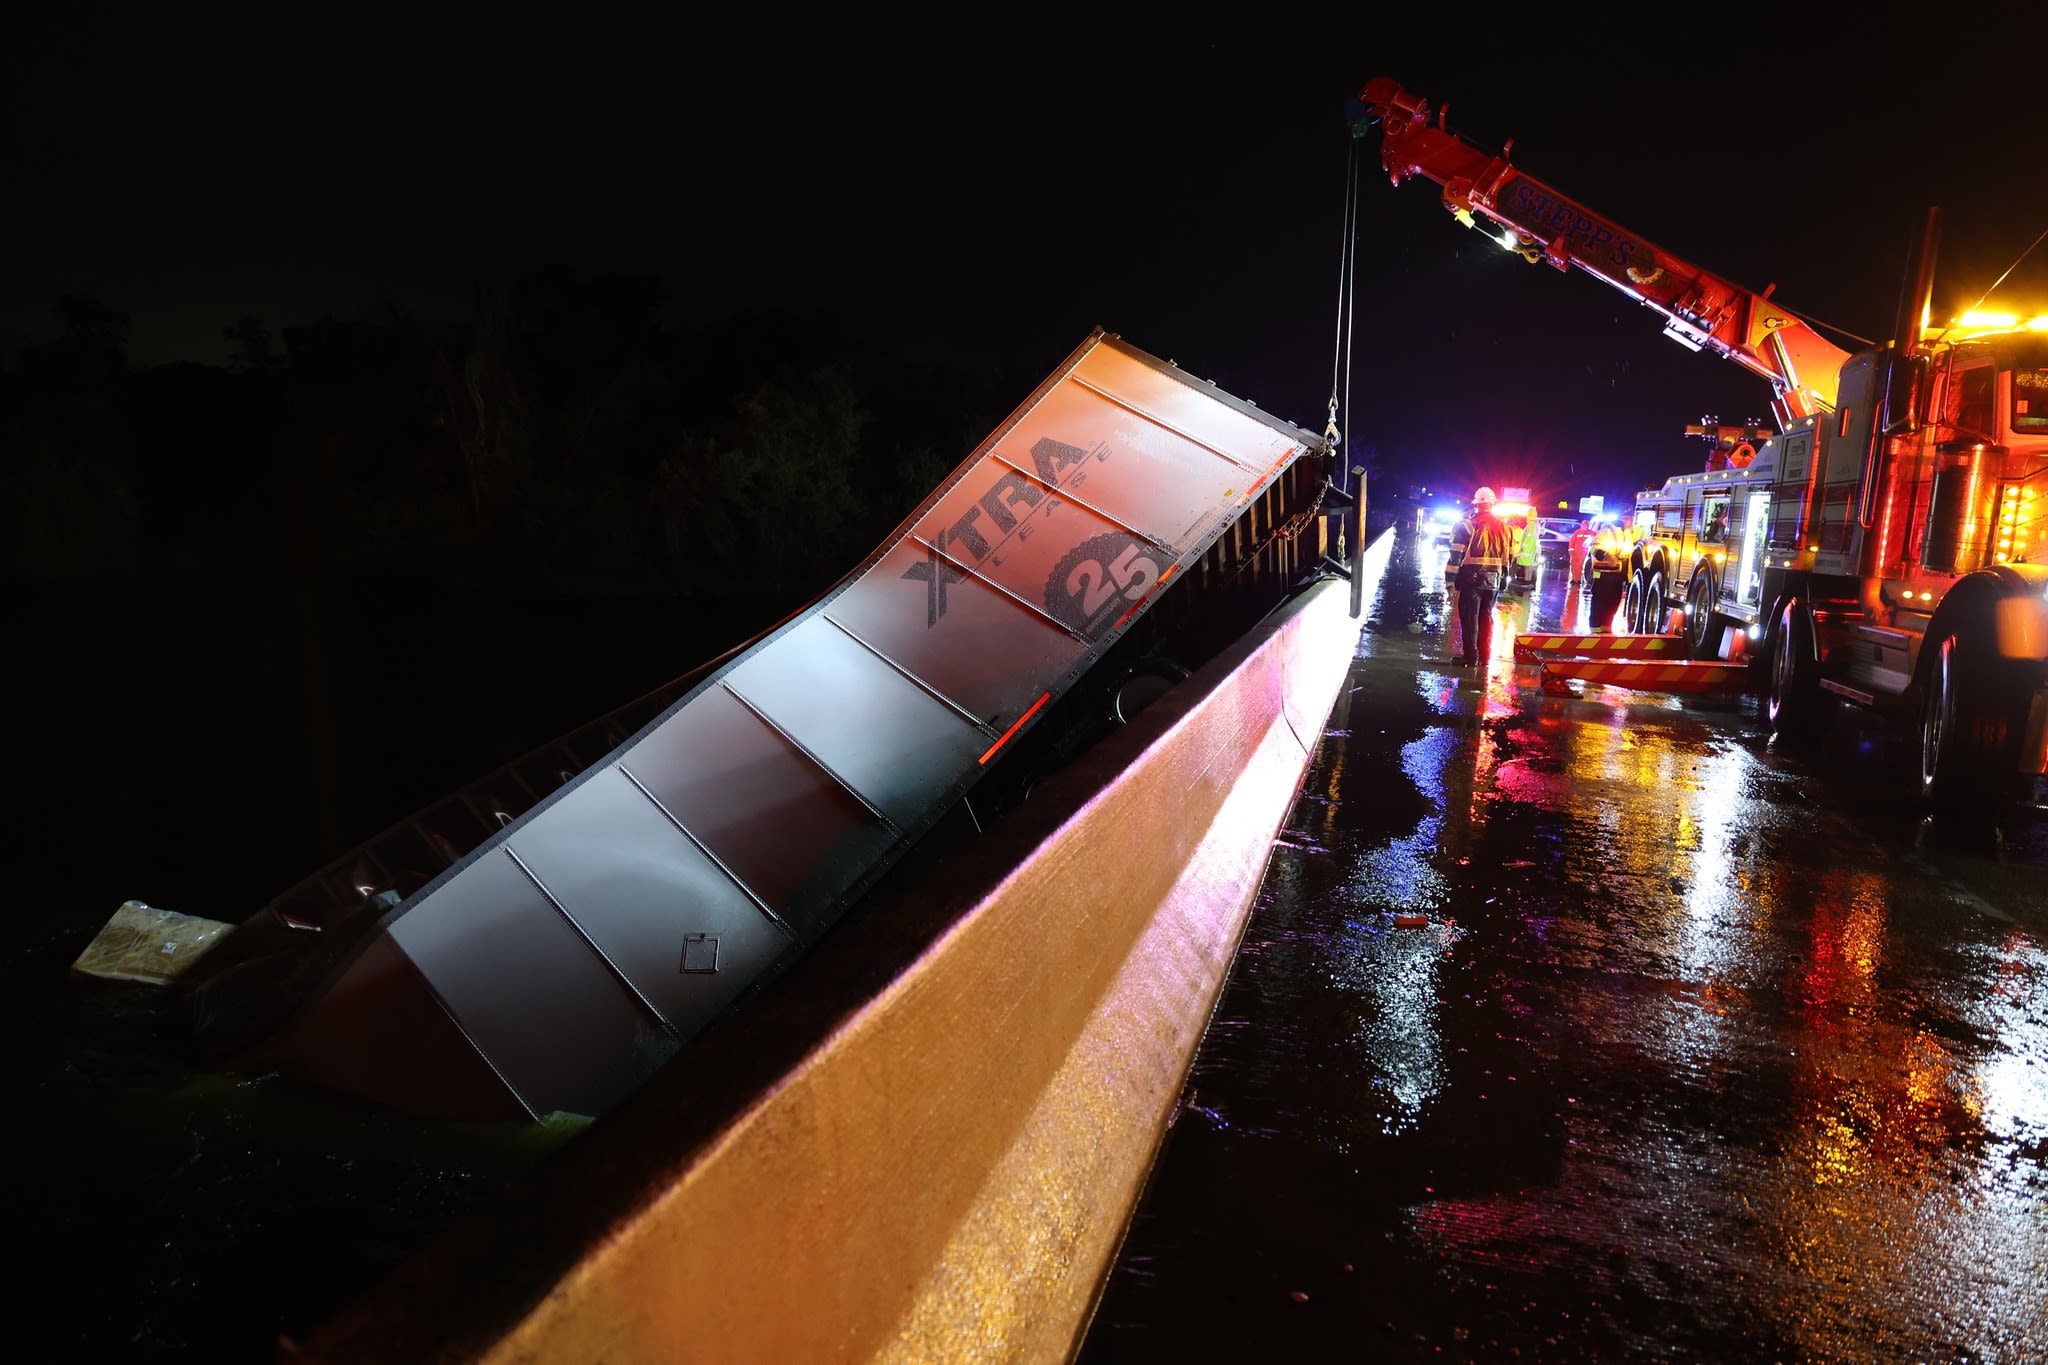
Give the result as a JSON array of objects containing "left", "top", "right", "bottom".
[{"left": 300, "top": 533, "right": 1390, "bottom": 1365}]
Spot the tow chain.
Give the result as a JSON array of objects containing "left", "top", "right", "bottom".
[{"left": 1225, "top": 476, "right": 1332, "bottom": 581}]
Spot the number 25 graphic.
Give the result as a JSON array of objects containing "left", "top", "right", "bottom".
[{"left": 1066, "top": 544, "right": 1160, "bottom": 616}]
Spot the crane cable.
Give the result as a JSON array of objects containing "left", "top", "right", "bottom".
[
  {"left": 1327, "top": 135, "right": 1361, "bottom": 493},
  {"left": 1959, "top": 221, "right": 2048, "bottom": 322}
]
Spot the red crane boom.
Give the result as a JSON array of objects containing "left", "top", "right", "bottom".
[{"left": 1357, "top": 78, "right": 1852, "bottom": 426}]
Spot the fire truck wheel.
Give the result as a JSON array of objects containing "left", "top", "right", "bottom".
[
  {"left": 1622, "top": 572, "right": 1644, "bottom": 634},
  {"left": 1641, "top": 570, "right": 1666, "bottom": 635},
  {"left": 1765, "top": 602, "right": 1825, "bottom": 739},
  {"left": 1685, "top": 575, "right": 1724, "bottom": 659}
]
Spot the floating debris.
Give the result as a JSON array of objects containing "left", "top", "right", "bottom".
[{"left": 70, "top": 901, "right": 233, "bottom": 987}]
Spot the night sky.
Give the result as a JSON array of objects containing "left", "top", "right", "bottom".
[{"left": 10, "top": 8, "right": 2043, "bottom": 502}]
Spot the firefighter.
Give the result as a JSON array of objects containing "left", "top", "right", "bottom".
[
  {"left": 1587, "top": 520, "right": 1627, "bottom": 632},
  {"left": 1446, "top": 486, "right": 1514, "bottom": 667}
]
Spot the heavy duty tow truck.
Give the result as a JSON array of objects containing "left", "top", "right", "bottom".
[{"left": 1357, "top": 77, "right": 2048, "bottom": 808}]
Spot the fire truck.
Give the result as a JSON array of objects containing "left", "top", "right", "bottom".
[{"left": 1357, "top": 77, "right": 2048, "bottom": 808}]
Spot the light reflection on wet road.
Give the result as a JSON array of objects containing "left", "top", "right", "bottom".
[{"left": 1078, "top": 533, "right": 2048, "bottom": 1363}]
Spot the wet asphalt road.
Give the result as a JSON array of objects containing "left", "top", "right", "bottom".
[{"left": 1077, "top": 532, "right": 2048, "bottom": 1364}]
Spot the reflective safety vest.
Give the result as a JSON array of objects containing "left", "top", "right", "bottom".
[{"left": 1449, "top": 513, "right": 1514, "bottom": 587}]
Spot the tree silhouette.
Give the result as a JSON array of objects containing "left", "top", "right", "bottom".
[
  {"left": 223, "top": 315, "right": 282, "bottom": 375},
  {"left": 51, "top": 295, "right": 130, "bottom": 354}
]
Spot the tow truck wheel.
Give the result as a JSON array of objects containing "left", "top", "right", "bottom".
[
  {"left": 1685, "top": 575, "right": 1724, "bottom": 659},
  {"left": 1918, "top": 626, "right": 2024, "bottom": 809},
  {"left": 1919, "top": 632, "right": 1964, "bottom": 804},
  {"left": 1765, "top": 601, "right": 1824, "bottom": 740}
]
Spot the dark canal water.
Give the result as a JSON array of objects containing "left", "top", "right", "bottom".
[{"left": 1078, "top": 532, "right": 2048, "bottom": 1363}]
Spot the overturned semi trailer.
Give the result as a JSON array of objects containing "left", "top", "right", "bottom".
[{"left": 179, "top": 330, "right": 1344, "bottom": 1122}]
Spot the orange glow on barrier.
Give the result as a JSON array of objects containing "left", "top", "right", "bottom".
[{"left": 979, "top": 693, "right": 1052, "bottom": 764}]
